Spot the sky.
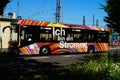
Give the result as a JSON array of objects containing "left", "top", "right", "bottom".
[{"left": 5, "top": 0, "right": 107, "bottom": 27}]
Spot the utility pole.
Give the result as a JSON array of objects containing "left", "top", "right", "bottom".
[
  {"left": 17, "top": 1, "right": 22, "bottom": 19},
  {"left": 61, "top": 0, "right": 64, "bottom": 23},
  {"left": 96, "top": 19, "right": 99, "bottom": 26},
  {"left": 56, "top": 0, "right": 61, "bottom": 23},
  {"left": 83, "top": 15, "right": 86, "bottom": 25},
  {"left": 17, "top": 1, "right": 19, "bottom": 18},
  {"left": 93, "top": 14, "right": 95, "bottom": 26}
]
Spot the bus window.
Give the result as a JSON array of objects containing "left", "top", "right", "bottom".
[
  {"left": 40, "top": 33, "right": 46, "bottom": 41},
  {"left": 53, "top": 35, "right": 57, "bottom": 41},
  {"left": 66, "top": 34, "right": 73, "bottom": 42},
  {"left": 27, "top": 34, "right": 33, "bottom": 41},
  {"left": 20, "top": 28, "right": 27, "bottom": 41},
  {"left": 87, "top": 34, "right": 95, "bottom": 42},
  {"left": 101, "top": 32, "right": 109, "bottom": 42},
  {"left": 20, "top": 29, "right": 25, "bottom": 40},
  {"left": 97, "top": 31, "right": 109, "bottom": 42},
  {"left": 40, "top": 27, "right": 53, "bottom": 42},
  {"left": 19, "top": 26, "right": 41, "bottom": 46},
  {"left": 73, "top": 34, "right": 80, "bottom": 42},
  {"left": 48, "top": 34, "right": 52, "bottom": 41},
  {"left": 40, "top": 33, "right": 53, "bottom": 41}
]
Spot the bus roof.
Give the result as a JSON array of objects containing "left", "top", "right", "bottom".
[{"left": 17, "top": 19, "right": 109, "bottom": 31}]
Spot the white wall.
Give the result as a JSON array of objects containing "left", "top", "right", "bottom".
[{"left": 0, "top": 21, "right": 11, "bottom": 50}]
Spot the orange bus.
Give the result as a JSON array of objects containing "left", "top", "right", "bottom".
[{"left": 9, "top": 19, "right": 109, "bottom": 55}]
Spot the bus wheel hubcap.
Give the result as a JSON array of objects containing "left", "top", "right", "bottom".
[
  {"left": 42, "top": 48, "right": 48, "bottom": 54},
  {"left": 41, "top": 47, "right": 50, "bottom": 55}
]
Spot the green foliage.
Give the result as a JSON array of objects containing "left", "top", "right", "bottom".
[
  {"left": 62, "top": 55, "right": 120, "bottom": 80},
  {"left": 103, "top": 0, "right": 120, "bottom": 33},
  {"left": 79, "top": 56, "right": 120, "bottom": 80}
]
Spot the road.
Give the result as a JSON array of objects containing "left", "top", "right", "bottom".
[
  {"left": 22, "top": 54, "right": 88, "bottom": 67},
  {"left": 109, "top": 46, "right": 120, "bottom": 55}
]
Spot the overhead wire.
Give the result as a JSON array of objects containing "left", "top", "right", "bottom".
[{"left": 26, "top": 0, "right": 46, "bottom": 19}]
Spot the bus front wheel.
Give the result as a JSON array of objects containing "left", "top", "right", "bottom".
[{"left": 40, "top": 46, "right": 50, "bottom": 55}]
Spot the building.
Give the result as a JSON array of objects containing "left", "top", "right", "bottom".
[
  {"left": 0, "top": 0, "right": 14, "bottom": 52},
  {"left": 0, "top": 18, "right": 15, "bottom": 52}
]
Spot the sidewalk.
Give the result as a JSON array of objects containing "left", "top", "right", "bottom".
[{"left": 109, "top": 46, "right": 120, "bottom": 50}]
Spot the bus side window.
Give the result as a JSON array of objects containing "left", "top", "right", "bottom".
[
  {"left": 88, "top": 34, "right": 95, "bottom": 42},
  {"left": 40, "top": 33, "right": 46, "bottom": 41},
  {"left": 53, "top": 35, "right": 57, "bottom": 41},
  {"left": 40, "top": 33, "right": 53, "bottom": 42},
  {"left": 79, "top": 34, "right": 82, "bottom": 42},
  {"left": 83, "top": 33, "right": 88, "bottom": 42},
  {"left": 73, "top": 34, "right": 80, "bottom": 42},
  {"left": 66, "top": 34, "right": 73, "bottom": 42},
  {"left": 97, "top": 34, "right": 102, "bottom": 42},
  {"left": 49, "top": 34, "right": 52, "bottom": 41}
]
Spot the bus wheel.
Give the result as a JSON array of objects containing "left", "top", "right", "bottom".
[
  {"left": 40, "top": 46, "right": 50, "bottom": 55},
  {"left": 88, "top": 46, "right": 94, "bottom": 54}
]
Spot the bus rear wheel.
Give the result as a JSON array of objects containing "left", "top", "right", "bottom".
[
  {"left": 40, "top": 46, "right": 50, "bottom": 55},
  {"left": 88, "top": 46, "right": 94, "bottom": 54}
]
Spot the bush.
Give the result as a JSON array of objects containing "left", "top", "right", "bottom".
[{"left": 60, "top": 55, "right": 120, "bottom": 80}]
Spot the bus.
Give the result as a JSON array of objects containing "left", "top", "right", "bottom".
[{"left": 8, "top": 19, "right": 109, "bottom": 55}]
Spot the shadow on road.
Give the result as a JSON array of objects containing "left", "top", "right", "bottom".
[{"left": 0, "top": 54, "right": 62, "bottom": 80}]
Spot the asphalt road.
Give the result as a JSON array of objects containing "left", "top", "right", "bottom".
[
  {"left": 22, "top": 54, "right": 88, "bottom": 67},
  {"left": 109, "top": 47, "right": 120, "bottom": 55}
]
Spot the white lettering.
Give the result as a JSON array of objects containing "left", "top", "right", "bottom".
[
  {"left": 53, "top": 27, "right": 55, "bottom": 35},
  {"left": 58, "top": 36, "right": 65, "bottom": 41},
  {"left": 55, "top": 29, "right": 60, "bottom": 36},
  {"left": 59, "top": 41, "right": 65, "bottom": 48},
  {"left": 59, "top": 41, "right": 87, "bottom": 49},
  {"left": 53, "top": 27, "right": 65, "bottom": 36},
  {"left": 61, "top": 27, "right": 65, "bottom": 36}
]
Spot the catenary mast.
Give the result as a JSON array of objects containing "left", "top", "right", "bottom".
[{"left": 56, "top": 0, "right": 61, "bottom": 23}]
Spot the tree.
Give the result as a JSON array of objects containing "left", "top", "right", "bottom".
[
  {"left": 102, "top": 0, "right": 120, "bottom": 33},
  {"left": 0, "top": 0, "right": 11, "bottom": 16}
]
